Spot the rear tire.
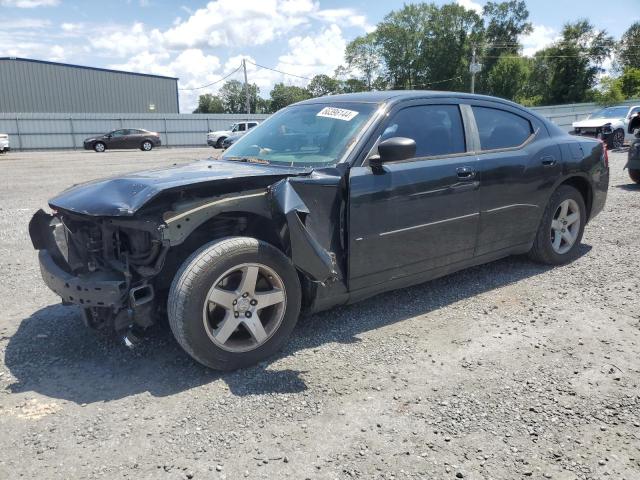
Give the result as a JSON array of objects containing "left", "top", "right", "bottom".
[
  {"left": 528, "top": 185, "right": 586, "bottom": 265},
  {"left": 94, "top": 142, "right": 106, "bottom": 152},
  {"left": 629, "top": 169, "right": 640, "bottom": 184},
  {"left": 168, "top": 237, "right": 301, "bottom": 370}
]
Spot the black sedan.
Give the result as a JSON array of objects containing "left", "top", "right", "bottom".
[
  {"left": 30, "top": 91, "right": 608, "bottom": 370},
  {"left": 83, "top": 129, "right": 161, "bottom": 152}
]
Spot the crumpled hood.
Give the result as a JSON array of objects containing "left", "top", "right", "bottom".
[
  {"left": 573, "top": 118, "right": 622, "bottom": 128},
  {"left": 49, "top": 159, "right": 310, "bottom": 217}
]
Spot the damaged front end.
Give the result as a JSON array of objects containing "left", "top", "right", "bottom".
[{"left": 29, "top": 208, "right": 167, "bottom": 338}]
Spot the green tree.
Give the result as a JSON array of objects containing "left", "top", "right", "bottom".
[
  {"left": 341, "top": 78, "right": 368, "bottom": 93},
  {"left": 529, "top": 20, "right": 614, "bottom": 104},
  {"left": 343, "top": 32, "right": 384, "bottom": 89},
  {"left": 269, "top": 83, "right": 312, "bottom": 112},
  {"left": 479, "top": 1, "right": 532, "bottom": 92},
  {"left": 218, "top": 80, "right": 260, "bottom": 114},
  {"left": 593, "top": 76, "right": 625, "bottom": 106},
  {"left": 619, "top": 67, "right": 640, "bottom": 98},
  {"left": 616, "top": 22, "right": 640, "bottom": 70},
  {"left": 486, "top": 54, "right": 530, "bottom": 100},
  {"left": 256, "top": 97, "right": 272, "bottom": 114},
  {"left": 307, "top": 74, "right": 341, "bottom": 97},
  {"left": 192, "top": 93, "right": 225, "bottom": 113},
  {"left": 375, "top": 3, "right": 483, "bottom": 90}
]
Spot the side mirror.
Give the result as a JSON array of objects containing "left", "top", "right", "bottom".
[{"left": 370, "top": 137, "right": 416, "bottom": 169}]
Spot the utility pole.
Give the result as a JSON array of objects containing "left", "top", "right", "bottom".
[
  {"left": 242, "top": 59, "right": 251, "bottom": 115},
  {"left": 469, "top": 45, "right": 482, "bottom": 94},
  {"left": 470, "top": 45, "right": 476, "bottom": 94}
]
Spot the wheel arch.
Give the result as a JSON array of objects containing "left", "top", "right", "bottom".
[
  {"left": 557, "top": 175, "right": 593, "bottom": 221},
  {"left": 156, "top": 211, "right": 287, "bottom": 292}
]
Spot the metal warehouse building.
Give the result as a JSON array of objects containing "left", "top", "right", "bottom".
[{"left": 0, "top": 57, "right": 179, "bottom": 114}]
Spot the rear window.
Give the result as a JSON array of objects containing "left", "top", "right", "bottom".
[{"left": 472, "top": 106, "right": 532, "bottom": 150}]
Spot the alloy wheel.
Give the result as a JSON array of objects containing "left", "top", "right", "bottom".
[
  {"left": 550, "top": 198, "right": 580, "bottom": 254},
  {"left": 202, "top": 263, "right": 286, "bottom": 352},
  {"left": 143, "top": 141, "right": 152, "bottom": 151},
  {"left": 95, "top": 143, "right": 105, "bottom": 152}
]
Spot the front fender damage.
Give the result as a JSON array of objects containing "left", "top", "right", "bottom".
[{"left": 269, "top": 170, "right": 344, "bottom": 285}]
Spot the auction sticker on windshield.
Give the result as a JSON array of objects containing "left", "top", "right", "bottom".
[{"left": 316, "top": 107, "right": 359, "bottom": 121}]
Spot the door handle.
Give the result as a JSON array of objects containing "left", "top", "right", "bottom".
[
  {"left": 456, "top": 166, "right": 476, "bottom": 179},
  {"left": 541, "top": 155, "right": 556, "bottom": 166}
]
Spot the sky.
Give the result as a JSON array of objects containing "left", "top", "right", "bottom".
[{"left": 1, "top": 0, "right": 638, "bottom": 112}]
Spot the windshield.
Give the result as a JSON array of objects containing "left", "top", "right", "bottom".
[
  {"left": 590, "top": 107, "right": 629, "bottom": 119},
  {"left": 221, "top": 102, "right": 378, "bottom": 167}
]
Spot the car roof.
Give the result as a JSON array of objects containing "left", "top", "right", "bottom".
[
  {"left": 293, "top": 90, "right": 554, "bottom": 126},
  {"left": 294, "top": 90, "right": 526, "bottom": 108}
]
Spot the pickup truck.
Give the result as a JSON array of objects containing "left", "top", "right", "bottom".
[
  {"left": 0, "top": 133, "right": 9, "bottom": 153},
  {"left": 207, "top": 121, "right": 259, "bottom": 148}
]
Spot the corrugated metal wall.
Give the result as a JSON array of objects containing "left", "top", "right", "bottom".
[
  {"left": 0, "top": 58, "right": 179, "bottom": 114},
  {"left": 0, "top": 113, "right": 270, "bottom": 150},
  {"left": 0, "top": 99, "right": 638, "bottom": 150}
]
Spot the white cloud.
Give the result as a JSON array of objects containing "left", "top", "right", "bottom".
[
  {"left": 162, "top": 0, "right": 312, "bottom": 50},
  {"left": 456, "top": 0, "right": 482, "bottom": 14},
  {"left": 90, "top": 22, "right": 164, "bottom": 57},
  {"left": 313, "top": 8, "right": 369, "bottom": 30},
  {"left": 521, "top": 24, "right": 558, "bottom": 57},
  {"left": 1, "top": 18, "right": 51, "bottom": 29},
  {"left": 276, "top": 24, "right": 347, "bottom": 85},
  {"left": 0, "top": 0, "right": 59, "bottom": 7},
  {"left": 60, "top": 22, "right": 76, "bottom": 32},
  {"left": 49, "top": 44, "right": 65, "bottom": 61},
  {"left": 1, "top": 0, "right": 370, "bottom": 112}
]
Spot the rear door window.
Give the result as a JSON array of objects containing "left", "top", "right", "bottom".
[
  {"left": 382, "top": 104, "right": 466, "bottom": 158},
  {"left": 471, "top": 106, "right": 533, "bottom": 150}
]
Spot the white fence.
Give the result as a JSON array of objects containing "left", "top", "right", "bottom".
[
  {"left": 0, "top": 113, "right": 269, "bottom": 150},
  {"left": 1, "top": 98, "right": 638, "bottom": 150}
]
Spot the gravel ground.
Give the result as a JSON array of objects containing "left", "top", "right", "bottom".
[{"left": 0, "top": 147, "right": 639, "bottom": 480}]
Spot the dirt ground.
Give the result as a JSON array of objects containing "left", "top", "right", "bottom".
[{"left": 0, "top": 147, "right": 638, "bottom": 479}]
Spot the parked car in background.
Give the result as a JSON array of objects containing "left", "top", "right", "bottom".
[
  {"left": 221, "top": 132, "right": 243, "bottom": 149},
  {"left": 83, "top": 129, "right": 161, "bottom": 152},
  {"left": 30, "top": 91, "right": 608, "bottom": 371},
  {"left": 0, "top": 133, "right": 9, "bottom": 153},
  {"left": 625, "top": 129, "right": 640, "bottom": 183},
  {"left": 572, "top": 105, "right": 640, "bottom": 149},
  {"left": 207, "top": 121, "right": 259, "bottom": 148}
]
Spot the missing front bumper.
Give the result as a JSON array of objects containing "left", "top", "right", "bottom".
[{"left": 38, "top": 249, "right": 126, "bottom": 308}]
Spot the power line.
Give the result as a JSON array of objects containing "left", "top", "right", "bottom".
[
  {"left": 425, "top": 75, "right": 465, "bottom": 87},
  {"left": 245, "top": 59, "right": 315, "bottom": 81},
  {"left": 178, "top": 63, "right": 242, "bottom": 90}
]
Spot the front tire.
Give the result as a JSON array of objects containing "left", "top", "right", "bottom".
[
  {"left": 607, "top": 129, "right": 625, "bottom": 150},
  {"left": 215, "top": 137, "right": 226, "bottom": 149},
  {"left": 168, "top": 237, "right": 301, "bottom": 370},
  {"left": 141, "top": 140, "right": 153, "bottom": 151},
  {"left": 629, "top": 169, "right": 640, "bottom": 184},
  {"left": 528, "top": 185, "right": 586, "bottom": 265},
  {"left": 94, "top": 142, "right": 106, "bottom": 152}
]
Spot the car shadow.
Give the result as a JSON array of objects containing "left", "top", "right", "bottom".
[
  {"left": 615, "top": 182, "right": 640, "bottom": 191},
  {"left": 4, "top": 246, "right": 591, "bottom": 404}
]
